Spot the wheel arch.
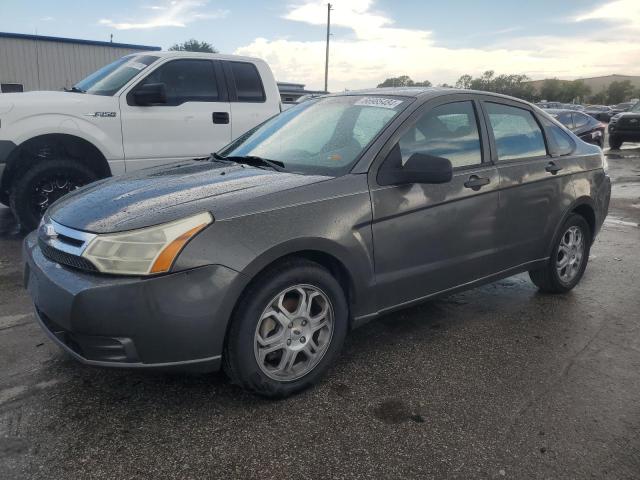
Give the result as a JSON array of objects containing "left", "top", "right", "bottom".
[
  {"left": 547, "top": 197, "right": 597, "bottom": 255},
  {"left": 1, "top": 133, "right": 112, "bottom": 199}
]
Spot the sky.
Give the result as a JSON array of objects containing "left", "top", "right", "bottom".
[{"left": 1, "top": 0, "right": 640, "bottom": 91}]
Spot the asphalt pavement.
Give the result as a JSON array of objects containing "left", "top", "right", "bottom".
[{"left": 1, "top": 145, "right": 639, "bottom": 479}]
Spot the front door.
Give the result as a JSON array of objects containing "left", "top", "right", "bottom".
[
  {"left": 120, "top": 58, "right": 231, "bottom": 171},
  {"left": 370, "top": 98, "right": 501, "bottom": 311}
]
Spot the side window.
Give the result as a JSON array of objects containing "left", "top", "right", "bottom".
[
  {"left": 540, "top": 117, "right": 574, "bottom": 156},
  {"left": 573, "top": 112, "right": 589, "bottom": 128},
  {"left": 556, "top": 112, "right": 573, "bottom": 129},
  {"left": 229, "top": 62, "right": 265, "bottom": 102},
  {"left": 142, "top": 59, "right": 218, "bottom": 105},
  {"left": 485, "top": 103, "right": 547, "bottom": 161},
  {"left": 398, "top": 101, "right": 482, "bottom": 168}
]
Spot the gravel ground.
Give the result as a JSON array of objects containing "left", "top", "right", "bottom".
[{"left": 1, "top": 144, "right": 639, "bottom": 479}]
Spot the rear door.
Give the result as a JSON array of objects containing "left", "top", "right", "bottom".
[
  {"left": 370, "top": 96, "right": 501, "bottom": 310},
  {"left": 120, "top": 58, "right": 231, "bottom": 171},
  {"left": 223, "top": 61, "right": 277, "bottom": 139},
  {"left": 481, "top": 99, "right": 578, "bottom": 270}
]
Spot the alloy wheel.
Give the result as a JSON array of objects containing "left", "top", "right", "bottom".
[
  {"left": 556, "top": 225, "right": 585, "bottom": 284},
  {"left": 254, "top": 284, "right": 334, "bottom": 381}
]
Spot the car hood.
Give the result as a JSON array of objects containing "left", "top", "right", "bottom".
[{"left": 48, "top": 160, "right": 332, "bottom": 233}]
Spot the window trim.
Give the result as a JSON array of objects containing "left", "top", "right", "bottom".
[
  {"left": 372, "top": 97, "right": 489, "bottom": 186},
  {"left": 125, "top": 58, "right": 226, "bottom": 107},
  {"left": 222, "top": 61, "right": 266, "bottom": 103},
  {"left": 479, "top": 99, "right": 551, "bottom": 164}
]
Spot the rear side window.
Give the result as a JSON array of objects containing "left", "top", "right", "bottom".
[
  {"left": 573, "top": 112, "right": 590, "bottom": 128},
  {"left": 486, "top": 103, "right": 547, "bottom": 161},
  {"left": 398, "top": 101, "right": 482, "bottom": 168},
  {"left": 540, "top": 117, "right": 574, "bottom": 156},
  {"left": 229, "top": 62, "right": 265, "bottom": 102},
  {"left": 555, "top": 112, "right": 573, "bottom": 129},
  {"left": 143, "top": 59, "right": 218, "bottom": 105}
]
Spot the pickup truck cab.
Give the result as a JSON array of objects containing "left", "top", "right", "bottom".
[{"left": 0, "top": 51, "right": 281, "bottom": 230}]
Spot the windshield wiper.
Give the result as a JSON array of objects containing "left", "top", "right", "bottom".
[
  {"left": 211, "top": 152, "right": 285, "bottom": 171},
  {"left": 64, "top": 86, "right": 85, "bottom": 93}
]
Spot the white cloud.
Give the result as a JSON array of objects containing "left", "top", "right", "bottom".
[
  {"left": 99, "top": 0, "right": 227, "bottom": 30},
  {"left": 235, "top": 0, "right": 640, "bottom": 91},
  {"left": 575, "top": 0, "right": 640, "bottom": 25}
]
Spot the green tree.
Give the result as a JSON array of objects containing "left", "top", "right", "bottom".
[
  {"left": 377, "top": 76, "right": 431, "bottom": 88},
  {"left": 454, "top": 71, "right": 535, "bottom": 100},
  {"left": 607, "top": 80, "right": 635, "bottom": 104},
  {"left": 562, "top": 80, "right": 591, "bottom": 103},
  {"left": 589, "top": 89, "right": 608, "bottom": 105},
  {"left": 539, "top": 78, "right": 564, "bottom": 102},
  {"left": 169, "top": 39, "right": 218, "bottom": 53},
  {"left": 455, "top": 74, "right": 473, "bottom": 89}
]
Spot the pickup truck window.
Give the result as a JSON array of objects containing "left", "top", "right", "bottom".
[
  {"left": 74, "top": 55, "right": 158, "bottom": 96},
  {"left": 141, "top": 59, "right": 219, "bottom": 106},
  {"left": 229, "top": 62, "right": 265, "bottom": 102}
]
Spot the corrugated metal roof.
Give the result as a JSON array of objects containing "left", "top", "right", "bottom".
[{"left": 0, "top": 31, "right": 160, "bottom": 51}]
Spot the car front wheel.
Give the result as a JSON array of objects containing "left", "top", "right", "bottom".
[
  {"left": 608, "top": 135, "right": 622, "bottom": 149},
  {"left": 224, "top": 258, "right": 348, "bottom": 398}
]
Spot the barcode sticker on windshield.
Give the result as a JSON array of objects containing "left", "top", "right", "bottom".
[
  {"left": 128, "top": 62, "right": 148, "bottom": 71},
  {"left": 354, "top": 97, "right": 403, "bottom": 109}
]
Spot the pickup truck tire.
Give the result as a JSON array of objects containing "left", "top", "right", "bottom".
[
  {"left": 608, "top": 136, "right": 622, "bottom": 150},
  {"left": 9, "top": 159, "right": 98, "bottom": 231}
]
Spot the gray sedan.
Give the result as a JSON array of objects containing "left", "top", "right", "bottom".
[{"left": 24, "top": 88, "right": 611, "bottom": 397}]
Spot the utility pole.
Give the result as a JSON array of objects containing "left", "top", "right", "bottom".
[{"left": 324, "top": 3, "right": 333, "bottom": 93}]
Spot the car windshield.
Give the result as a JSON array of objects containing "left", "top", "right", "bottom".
[
  {"left": 73, "top": 55, "right": 159, "bottom": 96},
  {"left": 219, "top": 95, "right": 409, "bottom": 176}
]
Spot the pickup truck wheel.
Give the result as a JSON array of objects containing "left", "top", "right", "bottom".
[
  {"left": 224, "top": 258, "right": 348, "bottom": 398},
  {"left": 9, "top": 159, "right": 98, "bottom": 231},
  {"left": 608, "top": 136, "right": 622, "bottom": 149},
  {"left": 529, "top": 214, "right": 591, "bottom": 294}
]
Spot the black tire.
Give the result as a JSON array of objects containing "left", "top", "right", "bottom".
[
  {"left": 529, "top": 214, "right": 592, "bottom": 294},
  {"left": 608, "top": 135, "right": 623, "bottom": 149},
  {"left": 9, "top": 158, "right": 98, "bottom": 231},
  {"left": 224, "top": 258, "right": 348, "bottom": 398}
]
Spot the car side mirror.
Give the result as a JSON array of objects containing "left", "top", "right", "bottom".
[
  {"left": 378, "top": 146, "right": 453, "bottom": 186},
  {"left": 133, "top": 83, "right": 167, "bottom": 106}
]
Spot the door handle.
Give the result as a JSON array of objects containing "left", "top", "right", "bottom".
[
  {"left": 545, "top": 161, "right": 563, "bottom": 174},
  {"left": 464, "top": 175, "right": 490, "bottom": 191},
  {"left": 212, "top": 112, "right": 229, "bottom": 124}
]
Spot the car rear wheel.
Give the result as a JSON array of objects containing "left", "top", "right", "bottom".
[
  {"left": 529, "top": 214, "right": 591, "bottom": 294},
  {"left": 9, "top": 158, "right": 97, "bottom": 231},
  {"left": 223, "top": 258, "right": 348, "bottom": 398},
  {"left": 608, "top": 136, "right": 622, "bottom": 149}
]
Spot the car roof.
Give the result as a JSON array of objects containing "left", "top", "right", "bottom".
[
  {"left": 128, "top": 50, "right": 266, "bottom": 64},
  {"left": 327, "top": 86, "right": 532, "bottom": 103}
]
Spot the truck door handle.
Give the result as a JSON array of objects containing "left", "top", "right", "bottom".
[
  {"left": 545, "top": 161, "right": 563, "bottom": 174},
  {"left": 212, "top": 112, "right": 229, "bottom": 124},
  {"left": 464, "top": 175, "right": 490, "bottom": 191}
]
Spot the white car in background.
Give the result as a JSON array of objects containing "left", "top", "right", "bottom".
[{"left": 0, "top": 51, "right": 281, "bottom": 229}]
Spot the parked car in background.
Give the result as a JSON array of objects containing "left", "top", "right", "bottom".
[
  {"left": 546, "top": 109, "right": 606, "bottom": 148},
  {"left": 0, "top": 51, "right": 282, "bottom": 230},
  {"left": 24, "top": 88, "right": 610, "bottom": 397},
  {"left": 584, "top": 105, "right": 613, "bottom": 122},
  {"left": 610, "top": 101, "right": 635, "bottom": 117},
  {"left": 536, "top": 101, "right": 563, "bottom": 109},
  {"left": 608, "top": 101, "right": 640, "bottom": 149},
  {"left": 561, "top": 104, "right": 585, "bottom": 111}
]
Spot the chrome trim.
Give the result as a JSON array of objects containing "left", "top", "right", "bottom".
[{"left": 39, "top": 219, "right": 97, "bottom": 256}]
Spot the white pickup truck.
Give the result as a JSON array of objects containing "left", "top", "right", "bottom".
[{"left": 0, "top": 51, "right": 282, "bottom": 230}]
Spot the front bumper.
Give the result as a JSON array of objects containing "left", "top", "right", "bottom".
[{"left": 23, "top": 232, "right": 244, "bottom": 371}]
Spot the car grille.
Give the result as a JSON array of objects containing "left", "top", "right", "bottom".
[{"left": 38, "top": 238, "right": 98, "bottom": 272}]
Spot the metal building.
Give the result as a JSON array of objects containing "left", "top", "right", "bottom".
[{"left": 0, "top": 32, "right": 160, "bottom": 93}]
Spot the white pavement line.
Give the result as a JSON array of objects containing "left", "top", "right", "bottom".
[
  {"left": 604, "top": 217, "right": 639, "bottom": 228},
  {"left": 0, "top": 313, "right": 32, "bottom": 330}
]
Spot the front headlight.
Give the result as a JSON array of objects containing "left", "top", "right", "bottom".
[{"left": 81, "top": 212, "right": 213, "bottom": 275}]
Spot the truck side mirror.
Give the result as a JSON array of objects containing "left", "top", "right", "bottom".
[{"left": 133, "top": 83, "right": 167, "bottom": 106}]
